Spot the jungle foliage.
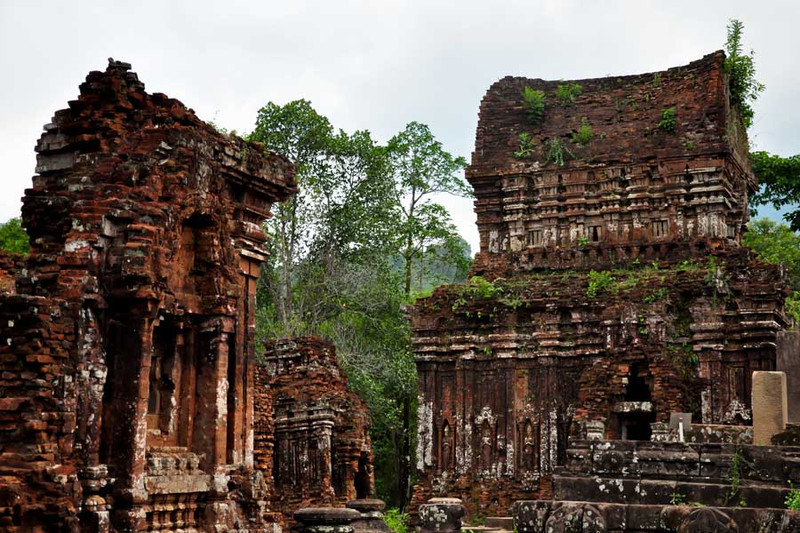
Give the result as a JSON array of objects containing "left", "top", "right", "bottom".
[{"left": 249, "top": 102, "right": 470, "bottom": 507}]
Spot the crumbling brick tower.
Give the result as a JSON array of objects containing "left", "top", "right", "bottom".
[
  {"left": 410, "top": 52, "right": 787, "bottom": 517},
  {"left": 0, "top": 60, "right": 296, "bottom": 531}
]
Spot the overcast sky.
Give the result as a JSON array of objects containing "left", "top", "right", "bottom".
[{"left": 1, "top": 0, "right": 798, "bottom": 253}]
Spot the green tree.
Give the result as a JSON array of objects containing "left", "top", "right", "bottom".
[
  {"left": 250, "top": 104, "right": 471, "bottom": 507},
  {"left": 750, "top": 151, "right": 800, "bottom": 230},
  {"left": 387, "top": 122, "right": 470, "bottom": 297},
  {"left": 384, "top": 121, "right": 470, "bottom": 505},
  {"left": 0, "top": 217, "right": 29, "bottom": 255},
  {"left": 743, "top": 219, "right": 800, "bottom": 324},
  {"left": 250, "top": 100, "right": 335, "bottom": 331},
  {"left": 250, "top": 101, "right": 396, "bottom": 336}
]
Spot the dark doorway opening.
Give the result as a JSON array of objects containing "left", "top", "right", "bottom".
[{"left": 355, "top": 452, "right": 371, "bottom": 499}]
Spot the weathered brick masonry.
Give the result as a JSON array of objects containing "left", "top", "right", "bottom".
[
  {"left": 411, "top": 51, "right": 788, "bottom": 519},
  {"left": 255, "top": 337, "right": 373, "bottom": 524},
  {"left": 0, "top": 251, "right": 22, "bottom": 294},
  {"left": 0, "top": 60, "right": 296, "bottom": 531}
]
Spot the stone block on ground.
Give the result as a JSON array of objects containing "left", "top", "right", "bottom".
[
  {"left": 347, "top": 499, "right": 392, "bottom": 533},
  {"left": 419, "top": 498, "right": 466, "bottom": 533},
  {"left": 294, "top": 507, "right": 361, "bottom": 533}
]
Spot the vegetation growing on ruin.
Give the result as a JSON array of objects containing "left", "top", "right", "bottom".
[
  {"left": 652, "top": 73, "right": 662, "bottom": 88},
  {"left": 443, "top": 261, "right": 719, "bottom": 310},
  {"left": 670, "top": 491, "right": 686, "bottom": 505},
  {"left": 643, "top": 287, "right": 669, "bottom": 304},
  {"left": 544, "top": 138, "right": 574, "bottom": 167},
  {"left": 786, "top": 484, "right": 800, "bottom": 511},
  {"left": 464, "top": 275, "right": 503, "bottom": 298},
  {"left": 586, "top": 270, "right": 617, "bottom": 298},
  {"left": 726, "top": 448, "right": 744, "bottom": 505},
  {"left": 657, "top": 107, "right": 676, "bottom": 132},
  {"left": 725, "top": 19, "right": 764, "bottom": 130},
  {"left": 571, "top": 117, "right": 594, "bottom": 145},
  {"left": 556, "top": 83, "right": 582, "bottom": 105},
  {"left": 666, "top": 342, "right": 699, "bottom": 375},
  {"left": 452, "top": 275, "right": 505, "bottom": 311},
  {"left": 514, "top": 132, "right": 536, "bottom": 159},
  {"left": 522, "top": 86, "right": 546, "bottom": 125}
]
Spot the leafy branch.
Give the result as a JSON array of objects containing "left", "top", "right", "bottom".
[{"left": 724, "top": 19, "right": 764, "bottom": 129}]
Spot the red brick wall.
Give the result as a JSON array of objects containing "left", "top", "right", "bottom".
[{"left": 0, "top": 59, "right": 295, "bottom": 531}]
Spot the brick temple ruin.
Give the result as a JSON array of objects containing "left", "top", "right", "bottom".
[
  {"left": 254, "top": 337, "right": 373, "bottom": 523},
  {"left": 410, "top": 51, "right": 800, "bottom": 530},
  {"left": 3, "top": 51, "right": 800, "bottom": 533},
  {"left": 0, "top": 60, "right": 375, "bottom": 532}
]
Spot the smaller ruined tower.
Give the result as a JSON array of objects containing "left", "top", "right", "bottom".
[{"left": 255, "top": 337, "right": 374, "bottom": 523}]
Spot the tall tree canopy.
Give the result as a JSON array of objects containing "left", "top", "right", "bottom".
[
  {"left": 250, "top": 100, "right": 397, "bottom": 333},
  {"left": 386, "top": 121, "right": 470, "bottom": 296},
  {"left": 249, "top": 102, "right": 471, "bottom": 506}
]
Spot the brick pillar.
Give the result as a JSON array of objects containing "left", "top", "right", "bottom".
[
  {"left": 239, "top": 255, "right": 262, "bottom": 469},
  {"left": 192, "top": 316, "right": 235, "bottom": 471},
  {"left": 108, "top": 316, "right": 154, "bottom": 531},
  {"left": 752, "top": 371, "right": 788, "bottom": 445}
]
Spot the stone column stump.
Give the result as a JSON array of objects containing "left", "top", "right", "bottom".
[
  {"left": 752, "top": 371, "right": 788, "bottom": 445},
  {"left": 347, "top": 499, "right": 392, "bottom": 533},
  {"left": 294, "top": 507, "right": 361, "bottom": 533},
  {"left": 419, "top": 498, "right": 466, "bottom": 533}
]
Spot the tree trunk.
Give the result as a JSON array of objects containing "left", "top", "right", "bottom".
[
  {"left": 400, "top": 393, "right": 412, "bottom": 509},
  {"left": 392, "top": 424, "right": 402, "bottom": 506},
  {"left": 277, "top": 198, "right": 296, "bottom": 331},
  {"left": 404, "top": 251, "right": 413, "bottom": 298}
]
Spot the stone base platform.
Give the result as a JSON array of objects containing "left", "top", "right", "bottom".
[
  {"left": 514, "top": 500, "right": 800, "bottom": 533},
  {"left": 510, "top": 439, "right": 800, "bottom": 532}
]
